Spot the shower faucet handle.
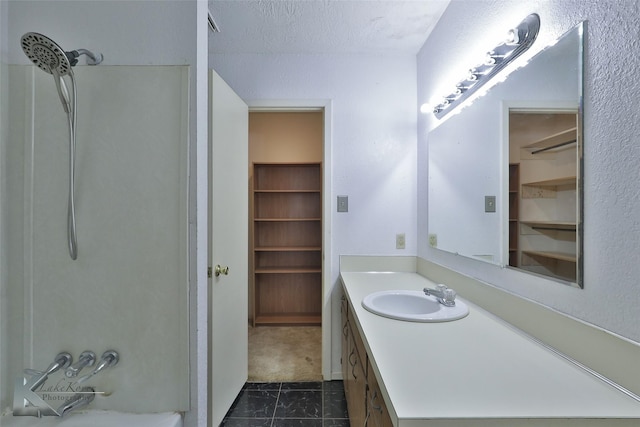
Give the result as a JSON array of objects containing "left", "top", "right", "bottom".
[
  {"left": 96, "top": 350, "right": 119, "bottom": 371},
  {"left": 76, "top": 350, "right": 119, "bottom": 384},
  {"left": 65, "top": 351, "right": 96, "bottom": 378},
  {"left": 48, "top": 352, "right": 73, "bottom": 375}
]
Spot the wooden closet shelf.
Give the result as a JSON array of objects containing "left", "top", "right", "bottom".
[
  {"left": 254, "top": 218, "right": 321, "bottom": 222},
  {"left": 523, "top": 126, "right": 577, "bottom": 153},
  {"left": 255, "top": 267, "right": 321, "bottom": 274},
  {"left": 520, "top": 220, "right": 576, "bottom": 231},
  {"left": 522, "top": 176, "right": 576, "bottom": 187},
  {"left": 254, "top": 189, "right": 321, "bottom": 194},
  {"left": 522, "top": 250, "right": 577, "bottom": 263},
  {"left": 255, "top": 246, "right": 321, "bottom": 252},
  {"left": 254, "top": 314, "right": 321, "bottom": 326}
]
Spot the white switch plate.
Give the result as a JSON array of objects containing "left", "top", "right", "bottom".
[
  {"left": 337, "top": 195, "right": 348, "bottom": 212},
  {"left": 396, "top": 233, "right": 406, "bottom": 249},
  {"left": 485, "top": 195, "right": 496, "bottom": 213}
]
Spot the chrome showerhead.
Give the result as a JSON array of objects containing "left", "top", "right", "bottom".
[
  {"left": 21, "top": 32, "right": 73, "bottom": 76},
  {"left": 20, "top": 32, "right": 103, "bottom": 76},
  {"left": 19, "top": 31, "right": 103, "bottom": 260}
]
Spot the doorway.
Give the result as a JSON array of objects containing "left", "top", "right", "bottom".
[{"left": 248, "top": 110, "right": 324, "bottom": 381}]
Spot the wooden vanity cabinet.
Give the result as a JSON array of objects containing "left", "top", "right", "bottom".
[
  {"left": 341, "top": 295, "right": 393, "bottom": 427},
  {"left": 367, "top": 359, "right": 394, "bottom": 427},
  {"left": 341, "top": 296, "right": 367, "bottom": 426}
]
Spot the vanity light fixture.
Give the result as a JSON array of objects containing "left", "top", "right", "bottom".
[{"left": 431, "top": 13, "right": 540, "bottom": 119}]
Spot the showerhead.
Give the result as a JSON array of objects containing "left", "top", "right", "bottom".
[{"left": 21, "top": 32, "right": 73, "bottom": 76}]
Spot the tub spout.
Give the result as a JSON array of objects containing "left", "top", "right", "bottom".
[{"left": 57, "top": 387, "right": 95, "bottom": 417}]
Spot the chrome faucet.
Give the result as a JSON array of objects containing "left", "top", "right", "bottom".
[
  {"left": 28, "top": 352, "right": 73, "bottom": 391},
  {"left": 13, "top": 352, "right": 73, "bottom": 417},
  {"left": 423, "top": 284, "right": 457, "bottom": 307},
  {"left": 76, "top": 350, "right": 119, "bottom": 384},
  {"left": 57, "top": 387, "right": 95, "bottom": 417},
  {"left": 65, "top": 351, "right": 96, "bottom": 378}
]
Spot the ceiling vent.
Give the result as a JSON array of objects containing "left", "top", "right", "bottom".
[{"left": 208, "top": 12, "right": 220, "bottom": 33}]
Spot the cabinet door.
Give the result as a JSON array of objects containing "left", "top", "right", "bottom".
[
  {"left": 341, "top": 297, "right": 350, "bottom": 390},
  {"left": 346, "top": 321, "right": 368, "bottom": 427},
  {"left": 367, "top": 361, "right": 393, "bottom": 427}
]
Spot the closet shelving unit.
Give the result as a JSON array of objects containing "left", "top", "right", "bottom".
[
  {"left": 518, "top": 124, "right": 578, "bottom": 282},
  {"left": 251, "top": 163, "right": 322, "bottom": 326},
  {"left": 508, "top": 164, "right": 520, "bottom": 267}
]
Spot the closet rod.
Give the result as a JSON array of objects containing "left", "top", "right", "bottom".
[{"left": 531, "top": 139, "right": 577, "bottom": 155}]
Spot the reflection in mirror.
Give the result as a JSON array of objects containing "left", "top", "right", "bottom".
[
  {"left": 508, "top": 110, "right": 579, "bottom": 284},
  {"left": 427, "top": 22, "right": 584, "bottom": 287}
]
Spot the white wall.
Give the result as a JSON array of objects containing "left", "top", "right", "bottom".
[
  {"left": 0, "top": 0, "right": 10, "bottom": 412},
  {"left": 418, "top": 0, "right": 640, "bottom": 343},
  {"left": 210, "top": 53, "right": 418, "bottom": 376}
]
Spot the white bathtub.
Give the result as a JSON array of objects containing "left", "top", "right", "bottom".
[{"left": 0, "top": 410, "right": 182, "bottom": 427}]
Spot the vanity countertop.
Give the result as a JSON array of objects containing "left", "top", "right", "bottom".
[{"left": 340, "top": 270, "right": 640, "bottom": 427}]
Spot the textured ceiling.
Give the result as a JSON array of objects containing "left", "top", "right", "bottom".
[{"left": 208, "top": 0, "right": 451, "bottom": 55}]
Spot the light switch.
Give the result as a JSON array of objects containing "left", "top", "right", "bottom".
[
  {"left": 337, "top": 195, "right": 348, "bottom": 212},
  {"left": 485, "top": 195, "right": 496, "bottom": 213}
]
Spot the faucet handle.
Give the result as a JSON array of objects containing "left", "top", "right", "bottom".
[
  {"left": 66, "top": 351, "right": 96, "bottom": 378},
  {"left": 443, "top": 288, "right": 457, "bottom": 306},
  {"left": 46, "top": 352, "right": 73, "bottom": 375},
  {"left": 76, "top": 350, "right": 119, "bottom": 384}
]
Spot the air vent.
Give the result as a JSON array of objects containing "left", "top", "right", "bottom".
[{"left": 208, "top": 12, "right": 220, "bottom": 33}]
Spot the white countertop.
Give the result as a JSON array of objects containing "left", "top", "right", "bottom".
[{"left": 341, "top": 271, "right": 640, "bottom": 426}]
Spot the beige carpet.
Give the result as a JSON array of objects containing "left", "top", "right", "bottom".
[{"left": 248, "top": 325, "right": 322, "bottom": 382}]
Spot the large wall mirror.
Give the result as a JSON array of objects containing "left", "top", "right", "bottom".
[{"left": 428, "top": 21, "right": 584, "bottom": 287}]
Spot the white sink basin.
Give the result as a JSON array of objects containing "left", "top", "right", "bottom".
[{"left": 361, "top": 290, "right": 469, "bottom": 322}]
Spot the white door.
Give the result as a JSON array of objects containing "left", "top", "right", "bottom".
[{"left": 209, "top": 69, "right": 248, "bottom": 426}]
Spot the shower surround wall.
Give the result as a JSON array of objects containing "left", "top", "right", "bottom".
[{"left": 3, "top": 65, "right": 189, "bottom": 413}]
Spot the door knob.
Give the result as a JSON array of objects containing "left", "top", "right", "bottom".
[{"left": 214, "top": 265, "right": 229, "bottom": 277}]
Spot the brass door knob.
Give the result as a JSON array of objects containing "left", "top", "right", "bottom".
[{"left": 214, "top": 265, "right": 229, "bottom": 277}]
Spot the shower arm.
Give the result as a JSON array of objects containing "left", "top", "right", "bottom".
[{"left": 66, "top": 49, "right": 103, "bottom": 66}]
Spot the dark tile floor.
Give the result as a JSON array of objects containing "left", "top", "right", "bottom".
[{"left": 220, "top": 381, "right": 350, "bottom": 427}]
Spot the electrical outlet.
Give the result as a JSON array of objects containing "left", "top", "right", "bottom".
[
  {"left": 429, "top": 233, "right": 437, "bottom": 247},
  {"left": 396, "top": 233, "right": 406, "bottom": 249}
]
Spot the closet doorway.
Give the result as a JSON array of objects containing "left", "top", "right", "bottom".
[{"left": 248, "top": 110, "right": 324, "bottom": 381}]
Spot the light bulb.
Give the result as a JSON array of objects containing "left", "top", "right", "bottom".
[
  {"left": 484, "top": 51, "right": 498, "bottom": 65},
  {"left": 506, "top": 28, "right": 521, "bottom": 45}
]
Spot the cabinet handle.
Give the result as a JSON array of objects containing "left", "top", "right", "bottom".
[
  {"left": 370, "top": 390, "right": 382, "bottom": 412},
  {"left": 349, "top": 348, "right": 358, "bottom": 380},
  {"left": 349, "top": 348, "right": 357, "bottom": 367}
]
